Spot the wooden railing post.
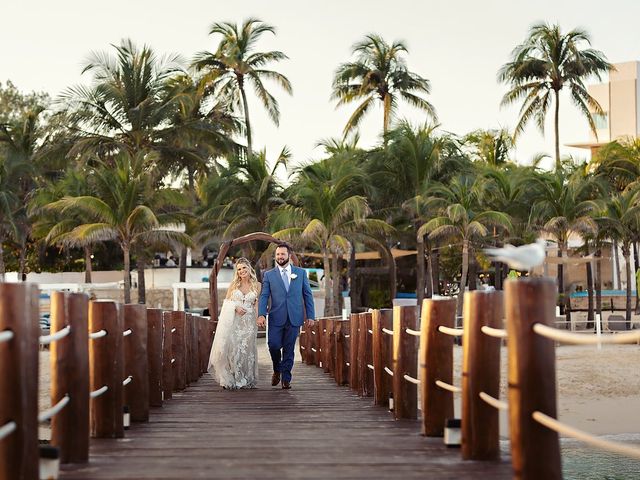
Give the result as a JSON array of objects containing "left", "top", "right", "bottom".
[
  {"left": 50, "top": 292, "right": 89, "bottom": 464},
  {"left": 89, "top": 300, "right": 124, "bottom": 438},
  {"left": 147, "top": 309, "right": 164, "bottom": 407},
  {"left": 0, "top": 283, "right": 39, "bottom": 480},
  {"left": 319, "top": 317, "right": 328, "bottom": 371},
  {"left": 324, "top": 318, "right": 335, "bottom": 375},
  {"left": 372, "top": 309, "right": 393, "bottom": 407},
  {"left": 197, "top": 316, "right": 208, "bottom": 375},
  {"left": 461, "top": 291, "right": 503, "bottom": 461},
  {"left": 392, "top": 306, "right": 419, "bottom": 419},
  {"left": 505, "top": 278, "right": 561, "bottom": 480},
  {"left": 349, "top": 313, "right": 361, "bottom": 391},
  {"left": 184, "top": 313, "right": 193, "bottom": 386},
  {"left": 420, "top": 297, "right": 456, "bottom": 436},
  {"left": 171, "top": 311, "right": 187, "bottom": 391},
  {"left": 124, "top": 304, "right": 148, "bottom": 422},
  {"left": 334, "top": 319, "right": 349, "bottom": 386},
  {"left": 161, "top": 312, "right": 173, "bottom": 400},
  {"left": 357, "top": 312, "right": 374, "bottom": 397}
]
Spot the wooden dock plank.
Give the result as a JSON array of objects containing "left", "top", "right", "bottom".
[{"left": 61, "top": 343, "right": 511, "bottom": 479}]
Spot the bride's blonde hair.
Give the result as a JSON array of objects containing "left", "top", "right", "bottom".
[{"left": 225, "top": 257, "right": 260, "bottom": 298}]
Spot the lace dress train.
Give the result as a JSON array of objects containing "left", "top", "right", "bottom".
[{"left": 207, "top": 290, "right": 259, "bottom": 389}]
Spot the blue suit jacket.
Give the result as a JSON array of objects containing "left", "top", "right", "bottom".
[{"left": 258, "top": 265, "right": 315, "bottom": 327}]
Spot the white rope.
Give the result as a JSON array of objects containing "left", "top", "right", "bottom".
[
  {"left": 437, "top": 326, "right": 464, "bottom": 337},
  {"left": 481, "top": 326, "right": 507, "bottom": 339},
  {"left": 533, "top": 411, "right": 640, "bottom": 460},
  {"left": 171, "top": 327, "right": 176, "bottom": 333},
  {"left": 346, "top": 362, "right": 350, "bottom": 366},
  {"left": 533, "top": 323, "right": 640, "bottom": 345},
  {"left": 479, "top": 391, "right": 508, "bottom": 410},
  {"left": 122, "top": 375, "right": 132, "bottom": 386},
  {"left": 38, "top": 394, "right": 70, "bottom": 422},
  {"left": 90, "top": 385, "right": 108, "bottom": 398},
  {"left": 435, "top": 380, "right": 461, "bottom": 393},
  {"left": 405, "top": 328, "right": 421, "bottom": 337},
  {"left": 39, "top": 325, "right": 71, "bottom": 345},
  {"left": 171, "top": 358, "right": 176, "bottom": 364},
  {"left": 384, "top": 366, "right": 394, "bottom": 376},
  {"left": 382, "top": 328, "right": 394, "bottom": 336},
  {"left": 300, "top": 330, "right": 306, "bottom": 334},
  {"left": 404, "top": 374, "right": 421, "bottom": 385},
  {"left": 0, "top": 330, "right": 14, "bottom": 344},
  {"left": 300, "top": 346, "right": 306, "bottom": 350},
  {"left": 123, "top": 329, "right": 132, "bottom": 337},
  {"left": 311, "top": 331, "right": 316, "bottom": 335},
  {"left": 367, "top": 364, "right": 374, "bottom": 371},
  {"left": 0, "top": 421, "right": 17, "bottom": 440},
  {"left": 344, "top": 334, "right": 351, "bottom": 338},
  {"left": 311, "top": 347, "right": 317, "bottom": 352},
  {"left": 89, "top": 329, "right": 107, "bottom": 339},
  {"left": 323, "top": 329, "right": 327, "bottom": 333},
  {"left": 368, "top": 329, "right": 373, "bottom": 334}
]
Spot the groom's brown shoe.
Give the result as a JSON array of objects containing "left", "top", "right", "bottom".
[
  {"left": 271, "top": 372, "right": 281, "bottom": 386},
  {"left": 282, "top": 381, "right": 291, "bottom": 390}
]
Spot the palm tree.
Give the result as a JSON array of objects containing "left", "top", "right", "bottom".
[
  {"left": 273, "top": 158, "right": 391, "bottom": 316},
  {"left": 192, "top": 18, "right": 292, "bottom": 158},
  {"left": 419, "top": 175, "right": 512, "bottom": 315},
  {"left": 499, "top": 23, "right": 612, "bottom": 170},
  {"left": 598, "top": 187, "right": 640, "bottom": 328},
  {"left": 46, "top": 152, "right": 191, "bottom": 303},
  {"left": 463, "top": 128, "right": 514, "bottom": 166},
  {"left": 332, "top": 34, "right": 436, "bottom": 136}
]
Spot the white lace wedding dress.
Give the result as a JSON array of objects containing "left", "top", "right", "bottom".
[{"left": 207, "top": 289, "right": 259, "bottom": 389}]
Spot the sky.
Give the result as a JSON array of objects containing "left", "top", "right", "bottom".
[{"left": 2, "top": 0, "right": 638, "bottom": 172}]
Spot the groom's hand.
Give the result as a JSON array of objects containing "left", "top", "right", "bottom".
[{"left": 257, "top": 315, "right": 266, "bottom": 328}]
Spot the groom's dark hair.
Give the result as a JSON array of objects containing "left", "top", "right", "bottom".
[{"left": 275, "top": 242, "right": 293, "bottom": 254}]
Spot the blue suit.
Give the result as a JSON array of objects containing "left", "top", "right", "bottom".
[{"left": 258, "top": 265, "right": 315, "bottom": 383}]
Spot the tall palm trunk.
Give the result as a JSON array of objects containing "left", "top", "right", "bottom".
[
  {"left": 383, "top": 244, "right": 397, "bottom": 302},
  {"left": 634, "top": 241, "right": 640, "bottom": 314},
  {"left": 553, "top": 89, "right": 561, "bottom": 171},
  {"left": 417, "top": 238, "right": 425, "bottom": 306},
  {"left": 457, "top": 239, "right": 469, "bottom": 316},
  {"left": 585, "top": 243, "right": 594, "bottom": 329},
  {"left": 623, "top": 244, "right": 632, "bottom": 329},
  {"left": 0, "top": 241, "right": 5, "bottom": 282},
  {"left": 322, "top": 247, "right": 332, "bottom": 317},
  {"left": 239, "top": 81, "right": 253, "bottom": 158},
  {"left": 137, "top": 257, "right": 146, "bottom": 305},
  {"left": 348, "top": 241, "right": 357, "bottom": 311},
  {"left": 383, "top": 94, "right": 392, "bottom": 135},
  {"left": 123, "top": 244, "right": 131, "bottom": 304},
  {"left": 332, "top": 251, "right": 340, "bottom": 316},
  {"left": 557, "top": 242, "right": 564, "bottom": 314},
  {"left": 613, "top": 239, "right": 622, "bottom": 288},
  {"left": 425, "top": 243, "right": 433, "bottom": 299},
  {"left": 18, "top": 237, "right": 27, "bottom": 281},
  {"left": 84, "top": 246, "right": 93, "bottom": 283},
  {"left": 180, "top": 247, "right": 189, "bottom": 309},
  {"left": 431, "top": 249, "right": 439, "bottom": 295},
  {"left": 595, "top": 248, "right": 603, "bottom": 327}
]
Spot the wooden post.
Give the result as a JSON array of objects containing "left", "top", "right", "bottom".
[
  {"left": 171, "top": 311, "right": 187, "bottom": 391},
  {"left": 192, "top": 315, "right": 200, "bottom": 379},
  {"left": 420, "top": 297, "right": 456, "bottom": 436},
  {"left": 461, "top": 290, "right": 503, "bottom": 461},
  {"left": 334, "top": 320, "right": 349, "bottom": 386},
  {"left": 124, "top": 304, "right": 149, "bottom": 422},
  {"left": 310, "top": 318, "right": 319, "bottom": 366},
  {"left": 349, "top": 313, "right": 361, "bottom": 392},
  {"left": 89, "top": 300, "right": 124, "bottom": 438},
  {"left": 506, "top": 278, "right": 562, "bottom": 480},
  {"left": 357, "top": 312, "right": 374, "bottom": 397},
  {"left": 392, "top": 306, "right": 419, "bottom": 419},
  {"left": 50, "top": 292, "right": 90, "bottom": 463},
  {"left": 197, "top": 316, "right": 208, "bottom": 375},
  {"left": 325, "top": 318, "right": 335, "bottom": 376},
  {"left": 319, "top": 317, "right": 329, "bottom": 371},
  {"left": 299, "top": 321, "right": 307, "bottom": 363},
  {"left": 0, "top": 283, "right": 39, "bottom": 480},
  {"left": 161, "top": 311, "right": 173, "bottom": 400},
  {"left": 184, "top": 313, "right": 193, "bottom": 385},
  {"left": 147, "top": 309, "right": 163, "bottom": 407},
  {"left": 372, "top": 309, "right": 393, "bottom": 407}
]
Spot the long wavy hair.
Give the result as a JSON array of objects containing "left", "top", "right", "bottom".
[{"left": 226, "top": 257, "right": 260, "bottom": 298}]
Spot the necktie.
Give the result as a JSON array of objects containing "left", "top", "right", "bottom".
[{"left": 282, "top": 269, "right": 290, "bottom": 291}]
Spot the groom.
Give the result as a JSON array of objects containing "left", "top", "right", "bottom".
[{"left": 257, "top": 243, "right": 315, "bottom": 389}]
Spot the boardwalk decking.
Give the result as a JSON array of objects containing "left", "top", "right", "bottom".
[{"left": 60, "top": 343, "right": 512, "bottom": 479}]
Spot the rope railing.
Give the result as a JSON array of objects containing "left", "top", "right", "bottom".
[
  {"left": 0, "top": 421, "right": 17, "bottom": 441},
  {"left": 435, "top": 380, "right": 461, "bottom": 393},
  {"left": 532, "top": 411, "right": 640, "bottom": 460},
  {"left": 89, "top": 329, "right": 107, "bottom": 339},
  {"left": 382, "top": 328, "right": 394, "bottom": 336},
  {"left": 384, "top": 366, "right": 394, "bottom": 376},
  {"left": 311, "top": 347, "right": 317, "bottom": 352},
  {"left": 368, "top": 329, "right": 373, "bottom": 334},
  {"left": 404, "top": 374, "right": 421, "bottom": 385},
  {"left": 405, "top": 327, "right": 421, "bottom": 336},
  {"left": 479, "top": 391, "right": 508, "bottom": 411},
  {"left": 533, "top": 323, "right": 640, "bottom": 345},
  {"left": 122, "top": 375, "right": 132, "bottom": 386},
  {"left": 123, "top": 329, "right": 132, "bottom": 337},
  {"left": 171, "top": 327, "right": 176, "bottom": 333},
  {"left": 367, "top": 363, "right": 374, "bottom": 370},
  {"left": 0, "top": 329, "right": 15, "bottom": 343},
  {"left": 437, "top": 325, "right": 463, "bottom": 337},
  {"left": 90, "top": 385, "right": 108, "bottom": 398},
  {"left": 311, "top": 330, "right": 317, "bottom": 335},
  {"left": 39, "top": 325, "right": 71, "bottom": 345},
  {"left": 480, "top": 325, "right": 507, "bottom": 339},
  {"left": 38, "top": 394, "right": 70, "bottom": 423}
]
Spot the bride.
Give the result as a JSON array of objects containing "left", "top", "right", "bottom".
[{"left": 208, "top": 258, "right": 259, "bottom": 389}]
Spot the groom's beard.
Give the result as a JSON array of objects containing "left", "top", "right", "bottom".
[{"left": 276, "top": 258, "right": 289, "bottom": 267}]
